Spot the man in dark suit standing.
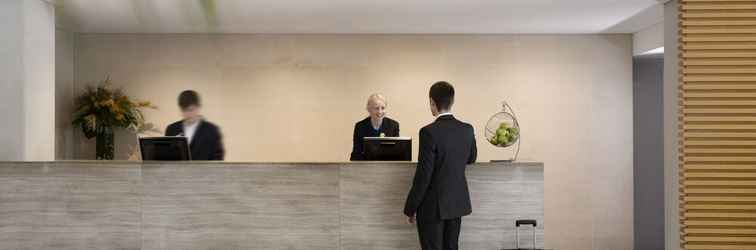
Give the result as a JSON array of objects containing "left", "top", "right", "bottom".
[
  {"left": 404, "top": 81, "right": 477, "bottom": 250},
  {"left": 165, "top": 90, "right": 225, "bottom": 161}
]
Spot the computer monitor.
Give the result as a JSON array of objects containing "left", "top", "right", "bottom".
[
  {"left": 363, "top": 137, "right": 412, "bottom": 161},
  {"left": 139, "top": 136, "right": 191, "bottom": 161}
]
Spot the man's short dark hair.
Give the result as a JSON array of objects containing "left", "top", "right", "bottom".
[
  {"left": 429, "top": 81, "right": 455, "bottom": 111},
  {"left": 178, "top": 90, "right": 201, "bottom": 109}
]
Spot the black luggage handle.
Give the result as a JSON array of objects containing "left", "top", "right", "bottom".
[{"left": 516, "top": 219, "right": 537, "bottom": 227}]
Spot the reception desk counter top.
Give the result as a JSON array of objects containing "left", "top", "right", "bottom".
[{"left": 0, "top": 161, "right": 544, "bottom": 250}]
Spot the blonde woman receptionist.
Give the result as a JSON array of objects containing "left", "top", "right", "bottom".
[{"left": 350, "top": 94, "right": 400, "bottom": 161}]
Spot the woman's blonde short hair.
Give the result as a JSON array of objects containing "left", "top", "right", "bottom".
[{"left": 366, "top": 93, "right": 387, "bottom": 107}]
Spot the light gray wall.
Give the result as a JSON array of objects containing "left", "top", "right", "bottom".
[
  {"left": 663, "top": 1, "right": 680, "bottom": 249},
  {"left": 0, "top": 0, "right": 56, "bottom": 161},
  {"left": 0, "top": 0, "right": 25, "bottom": 161},
  {"left": 633, "top": 54, "right": 664, "bottom": 250},
  {"left": 55, "top": 29, "right": 75, "bottom": 160},
  {"left": 633, "top": 22, "right": 663, "bottom": 56},
  {"left": 22, "top": 0, "right": 56, "bottom": 161}
]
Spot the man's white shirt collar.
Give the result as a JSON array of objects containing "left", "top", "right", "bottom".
[{"left": 437, "top": 112, "right": 453, "bottom": 117}]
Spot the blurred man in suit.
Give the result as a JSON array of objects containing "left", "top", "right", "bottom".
[
  {"left": 165, "top": 90, "right": 225, "bottom": 160},
  {"left": 350, "top": 93, "right": 400, "bottom": 161},
  {"left": 404, "top": 81, "right": 477, "bottom": 250}
]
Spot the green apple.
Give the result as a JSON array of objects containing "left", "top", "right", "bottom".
[
  {"left": 497, "top": 129, "right": 508, "bottom": 137},
  {"left": 490, "top": 137, "right": 498, "bottom": 145}
]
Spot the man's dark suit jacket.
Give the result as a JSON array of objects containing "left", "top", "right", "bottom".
[
  {"left": 403, "top": 114, "right": 477, "bottom": 222},
  {"left": 165, "top": 119, "right": 225, "bottom": 161},
  {"left": 350, "top": 117, "right": 400, "bottom": 161}
]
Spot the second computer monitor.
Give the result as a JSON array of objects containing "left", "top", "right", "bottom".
[{"left": 139, "top": 136, "right": 191, "bottom": 161}]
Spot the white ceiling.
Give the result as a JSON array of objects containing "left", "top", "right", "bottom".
[{"left": 54, "top": 0, "right": 662, "bottom": 34}]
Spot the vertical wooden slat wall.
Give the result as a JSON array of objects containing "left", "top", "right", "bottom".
[{"left": 680, "top": 0, "right": 756, "bottom": 249}]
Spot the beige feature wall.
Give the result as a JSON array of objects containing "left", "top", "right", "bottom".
[{"left": 67, "top": 34, "right": 633, "bottom": 250}]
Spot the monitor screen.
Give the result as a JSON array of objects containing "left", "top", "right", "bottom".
[
  {"left": 363, "top": 137, "right": 412, "bottom": 161},
  {"left": 139, "top": 136, "right": 191, "bottom": 161}
]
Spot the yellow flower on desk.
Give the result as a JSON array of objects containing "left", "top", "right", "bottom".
[{"left": 380, "top": 133, "right": 386, "bottom": 137}]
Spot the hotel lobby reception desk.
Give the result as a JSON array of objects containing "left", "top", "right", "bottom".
[{"left": 0, "top": 161, "right": 544, "bottom": 250}]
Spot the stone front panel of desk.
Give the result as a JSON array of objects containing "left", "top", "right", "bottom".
[
  {"left": 340, "top": 163, "right": 545, "bottom": 250},
  {"left": 0, "top": 161, "right": 543, "bottom": 250},
  {"left": 0, "top": 162, "right": 142, "bottom": 249}
]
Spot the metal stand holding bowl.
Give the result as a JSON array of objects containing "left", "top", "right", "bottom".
[{"left": 485, "top": 101, "right": 521, "bottom": 162}]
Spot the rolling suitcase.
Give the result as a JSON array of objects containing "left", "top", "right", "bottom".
[{"left": 501, "top": 219, "right": 549, "bottom": 250}]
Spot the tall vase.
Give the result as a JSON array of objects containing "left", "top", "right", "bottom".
[{"left": 96, "top": 126, "right": 115, "bottom": 160}]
